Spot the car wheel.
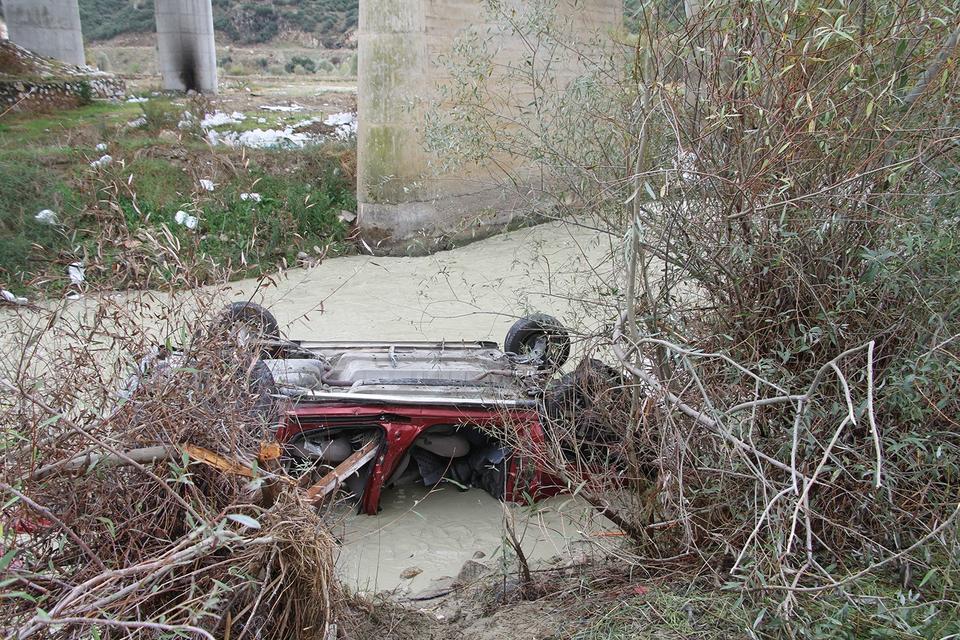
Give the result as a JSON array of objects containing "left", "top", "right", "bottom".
[
  {"left": 504, "top": 313, "right": 571, "bottom": 371},
  {"left": 215, "top": 301, "right": 281, "bottom": 342}
]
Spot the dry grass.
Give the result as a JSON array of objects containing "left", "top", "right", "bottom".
[{"left": 0, "top": 288, "right": 341, "bottom": 639}]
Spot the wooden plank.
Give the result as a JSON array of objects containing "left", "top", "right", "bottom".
[
  {"left": 183, "top": 444, "right": 254, "bottom": 478},
  {"left": 305, "top": 438, "right": 379, "bottom": 505}
]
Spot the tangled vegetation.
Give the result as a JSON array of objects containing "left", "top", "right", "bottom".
[
  {"left": 429, "top": 0, "right": 960, "bottom": 636},
  {"left": 0, "top": 291, "right": 342, "bottom": 638}
]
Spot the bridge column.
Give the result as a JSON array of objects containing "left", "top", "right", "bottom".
[
  {"left": 3, "top": 0, "right": 85, "bottom": 66},
  {"left": 357, "top": 0, "right": 621, "bottom": 255},
  {"left": 154, "top": 0, "right": 217, "bottom": 94}
]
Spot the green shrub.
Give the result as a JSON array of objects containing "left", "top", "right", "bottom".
[
  {"left": 139, "top": 100, "right": 180, "bottom": 130},
  {"left": 76, "top": 0, "right": 360, "bottom": 44},
  {"left": 284, "top": 56, "right": 317, "bottom": 74},
  {"left": 76, "top": 81, "right": 93, "bottom": 106}
]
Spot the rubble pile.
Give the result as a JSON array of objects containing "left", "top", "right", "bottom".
[{"left": 0, "top": 40, "right": 125, "bottom": 111}]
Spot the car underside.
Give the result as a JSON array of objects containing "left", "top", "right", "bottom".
[{"left": 152, "top": 301, "right": 621, "bottom": 514}]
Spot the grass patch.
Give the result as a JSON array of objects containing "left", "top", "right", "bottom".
[
  {"left": 0, "top": 98, "right": 356, "bottom": 293},
  {"left": 0, "top": 101, "right": 142, "bottom": 145},
  {"left": 0, "top": 158, "right": 81, "bottom": 293},
  {"left": 567, "top": 584, "right": 746, "bottom": 640},
  {"left": 563, "top": 575, "right": 960, "bottom": 639}
]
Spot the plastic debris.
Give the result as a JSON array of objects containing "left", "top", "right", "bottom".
[
  {"left": 260, "top": 103, "right": 304, "bottom": 112},
  {"left": 675, "top": 148, "right": 699, "bottom": 182},
  {"left": 177, "top": 111, "right": 195, "bottom": 130},
  {"left": 34, "top": 209, "right": 58, "bottom": 224},
  {"left": 174, "top": 210, "right": 199, "bottom": 230},
  {"left": 240, "top": 192, "right": 262, "bottom": 202},
  {"left": 67, "top": 262, "right": 85, "bottom": 285},
  {"left": 95, "top": 142, "right": 108, "bottom": 152},
  {"left": 90, "top": 154, "right": 113, "bottom": 169},
  {"left": 323, "top": 112, "right": 358, "bottom": 140},
  {"left": 257, "top": 117, "right": 268, "bottom": 124},
  {"left": 206, "top": 127, "right": 315, "bottom": 149},
  {"left": 200, "top": 111, "right": 247, "bottom": 128},
  {"left": 126, "top": 117, "right": 147, "bottom": 128},
  {"left": 1, "top": 289, "right": 28, "bottom": 305},
  {"left": 199, "top": 179, "right": 215, "bottom": 192}
]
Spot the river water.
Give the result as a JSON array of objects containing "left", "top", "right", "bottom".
[
  {"left": 4, "top": 220, "right": 624, "bottom": 593},
  {"left": 239, "top": 221, "right": 623, "bottom": 591}
]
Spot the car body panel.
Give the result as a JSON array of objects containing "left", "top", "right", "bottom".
[{"left": 275, "top": 402, "right": 565, "bottom": 514}]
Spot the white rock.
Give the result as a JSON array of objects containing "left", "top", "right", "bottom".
[
  {"left": 199, "top": 179, "right": 215, "bottom": 192},
  {"left": 257, "top": 117, "right": 267, "bottom": 124},
  {"left": 126, "top": 96, "right": 149, "bottom": 103},
  {"left": 34, "top": 209, "right": 58, "bottom": 224},
  {"left": 126, "top": 117, "right": 147, "bottom": 128},
  {"left": 95, "top": 142, "right": 108, "bottom": 152},
  {"left": 67, "top": 262, "right": 85, "bottom": 285}
]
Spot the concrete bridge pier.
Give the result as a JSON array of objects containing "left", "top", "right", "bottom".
[
  {"left": 357, "top": 0, "right": 621, "bottom": 255},
  {"left": 3, "top": 0, "right": 217, "bottom": 93},
  {"left": 155, "top": 0, "right": 218, "bottom": 93},
  {"left": 2, "top": 0, "right": 85, "bottom": 66}
]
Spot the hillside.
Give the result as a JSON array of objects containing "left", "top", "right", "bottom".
[{"left": 70, "top": 0, "right": 357, "bottom": 48}]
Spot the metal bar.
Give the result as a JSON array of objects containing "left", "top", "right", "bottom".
[{"left": 289, "top": 390, "right": 539, "bottom": 409}]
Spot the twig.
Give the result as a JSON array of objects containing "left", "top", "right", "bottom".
[{"left": 0, "top": 482, "right": 106, "bottom": 572}]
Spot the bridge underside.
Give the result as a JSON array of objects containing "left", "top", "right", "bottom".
[{"left": 5, "top": 0, "right": 620, "bottom": 255}]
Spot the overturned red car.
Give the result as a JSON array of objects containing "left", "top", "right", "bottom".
[{"left": 219, "top": 301, "right": 600, "bottom": 514}]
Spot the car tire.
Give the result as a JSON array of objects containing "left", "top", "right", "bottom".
[
  {"left": 216, "top": 301, "right": 281, "bottom": 340},
  {"left": 504, "top": 313, "right": 571, "bottom": 371}
]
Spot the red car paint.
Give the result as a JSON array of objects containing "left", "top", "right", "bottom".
[{"left": 276, "top": 403, "right": 565, "bottom": 514}]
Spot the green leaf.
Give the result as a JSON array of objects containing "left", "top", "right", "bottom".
[
  {"left": 226, "top": 513, "right": 261, "bottom": 529},
  {"left": 0, "top": 550, "right": 17, "bottom": 573},
  {"left": 918, "top": 568, "right": 938, "bottom": 588},
  {"left": 0, "top": 591, "right": 37, "bottom": 602}
]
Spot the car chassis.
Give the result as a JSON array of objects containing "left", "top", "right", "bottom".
[{"left": 223, "top": 303, "right": 576, "bottom": 514}]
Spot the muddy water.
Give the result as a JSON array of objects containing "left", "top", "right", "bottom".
[
  {"left": 226, "top": 220, "right": 620, "bottom": 343},
  {"left": 334, "top": 486, "right": 612, "bottom": 594},
  {"left": 4, "top": 221, "right": 623, "bottom": 592},
  {"left": 229, "top": 221, "right": 622, "bottom": 592}
]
